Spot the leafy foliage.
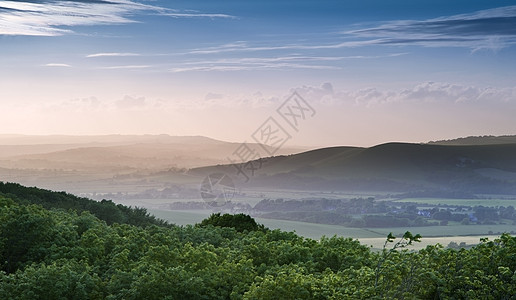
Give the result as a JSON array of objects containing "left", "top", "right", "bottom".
[
  {"left": 0, "top": 182, "right": 170, "bottom": 228},
  {"left": 198, "top": 213, "right": 267, "bottom": 232},
  {"left": 1, "top": 184, "right": 516, "bottom": 299}
]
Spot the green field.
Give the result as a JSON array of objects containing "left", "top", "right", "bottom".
[
  {"left": 149, "top": 209, "right": 516, "bottom": 244},
  {"left": 148, "top": 209, "right": 212, "bottom": 225},
  {"left": 394, "top": 197, "right": 516, "bottom": 207},
  {"left": 365, "top": 224, "right": 516, "bottom": 237},
  {"left": 255, "top": 218, "right": 383, "bottom": 239},
  {"left": 149, "top": 209, "right": 384, "bottom": 239},
  {"left": 360, "top": 235, "right": 501, "bottom": 250}
]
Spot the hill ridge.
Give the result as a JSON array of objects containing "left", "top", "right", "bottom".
[{"left": 190, "top": 141, "right": 516, "bottom": 194}]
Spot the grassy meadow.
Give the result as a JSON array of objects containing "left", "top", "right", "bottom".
[{"left": 148, "top": 205, "right": 516, "bottom": 250}]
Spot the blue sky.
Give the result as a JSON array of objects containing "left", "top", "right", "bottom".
[{"left": 0, "top": 0, "right": 515, "bottom": 146}]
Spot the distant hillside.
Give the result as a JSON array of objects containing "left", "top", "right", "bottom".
[
  {"left": 428, "top": 135, "right": 516, "bottom": 146},
  {"left": 0, "top": 134, "right": 306, "bottom": 170},
  {"left": 190, "top": 142, "right": 516, "bottom": 194},
  {"left": 0, "top": 134, "right": 307, "bottom": 196},
  {"left": 0, "top": 134, "right": 222, "bottom": 146},
  {"left": 0, "top": 134, "right": 225, "bottom": 158}
]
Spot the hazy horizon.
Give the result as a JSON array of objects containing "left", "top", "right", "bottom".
[
  {"left": 2, "top": 132, "right": 515, "bottom": 149},
  {"left": 1, "top": 1, "right": 515, "bottom": 147}
]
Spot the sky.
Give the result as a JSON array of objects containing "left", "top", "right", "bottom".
[{"left": 0, "top": 0, "right": 515, "bottom": 147}]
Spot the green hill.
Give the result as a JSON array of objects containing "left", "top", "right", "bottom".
[{"left": 0, "top": 182, "right": 170, "bottom": 227}]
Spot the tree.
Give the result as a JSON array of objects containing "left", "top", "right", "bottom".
[
  {"left": 3, "top": 183, "right": 516, "bottom": 299},
  {"left": 0, "top": 204, "right": 55, "bottom": 273},
  {"left": 374, "top": 231, "right": 421, "bottom": 297},
  {"left": 198, "top": 213, "right": 266, "bottom": 232}
]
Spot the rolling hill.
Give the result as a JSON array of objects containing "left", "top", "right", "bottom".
[
  {"left": 190, "top": 142, "right": 516, "bottom": 194},
  {"left": 428, "top": 135, "right": 516, "bottom": 146},
  {"left": 0, "top": 134, "right": 306, "bottom": 171},
  {"left": 0, "top": 134, "right": 306, "bottom": 195},
  {"left": 2, "top": 134, "right": 516, "bottom": 196}
]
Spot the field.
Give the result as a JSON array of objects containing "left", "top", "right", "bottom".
[
  {"left": 149, "top": 209, "right": 212, "bottom": 225},
  {"left": 148, "top": 208, "right": 515, "bottom": 250},
  {"left": 367, "top": 224, "right": 516, "bottom": 237},
  {"left": 360, "top": 235, "right": 501, "bottom": 250},
  {"left": 149, "top": 209, "right": 385, "bottom": 239},
  {"left": 393, "top": 197, "right": 516, "bottom": 207},
  {"left": 255, "top": 218, "right": 383, "bottom": 239}
]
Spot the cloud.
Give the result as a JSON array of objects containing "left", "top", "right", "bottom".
[
  {"left": 44, "top": 63, "right": 72, "bottom": 67},
  {"left": 204, "top": 93, "right": 224, "bottom": 101},
  {"left": 71, "top": 96, "right": 102, "bottom": 110},
  {"left": 291, "top": 82, "right": 516, "bottom": 107},
  {"left": 0, "top": 0, "right": 149, "bottom": 36},
  {"left": 397, "top": 82, "right": 516, "bottom": 104},
  {"left": 115, "top": 95, "right": 146, "bottom": 109},
  {"left": 345, "top": 6, "right": 516, "bottom": 51},
  {"left": 188, "top": 41, "right": 347, "bottom": 54},
  {"left": 86, "top": 53, "right": 141, "bottom": 58},
  {"left": 169, "top": 54, "right": 406, "bottom": 72},
  {"left": 290, "top": 83, "right": 336, "bottom": 105},
  {"left": 201, "top": 92, "right": 280, "bottom": 108},
  {"left": 188, "top": 39, "right": 412, "bottom": 55},
  {"left": 0, "top": 0, "right": 235, "bottom": 36},
  {"left": 161, "top": 12, "right": 235, "bottom": 19},
  {"left": 170, "top": 63, "right": 338, "bottom": 73},
  {"left": 100, "top": 65, "right": 151, "bottom": 70},
  {"left": 186, "top": 6, "right": 516, "bottom": 55},
  {"left": 184, "top": 55, "right": 403, "bottom": 64},
  {"left": 47, "top": 96, "right": 105, "bottom": 113},
  {"left": 105, "top": 82, "right": 513, "bottom": 112}
]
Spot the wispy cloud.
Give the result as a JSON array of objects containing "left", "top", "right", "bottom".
[
  {"left": 170, "top": 64, "right": 337, "bottom": 73},
  {"left": 188, "top": 6, "right": 516, "bottom": 55},
  {"left": 0, "top": 0, "right": 150, "bottom": 36},
  {"left": 86, "top": 52, "right": 141, "bottom": 58},
  {"left": 170, "top": 54, "right": 406, "bottom": 72},
  {"left": 100, "top": 65, "right": 151, "bottom": 70},
  {"left": 43, "top": 63, "right": 72, "bottom": 68},
  {"left": 184, "top": 55, "right": 406, "bottom": 64},
  {"left": 161, "top": 12, "right": 235, "bottom": 19},
  {"left": 0, "top": 0, "right": 235, "bottom": 36},
  {"left": 345, "top": 6, "right": 516, "bottom": 51},
  {"left": 189, "top": 41, "right": 320, "bottom": 54},
  {"left": 189, "top": 39, "right": 408, "bottom": 54}
]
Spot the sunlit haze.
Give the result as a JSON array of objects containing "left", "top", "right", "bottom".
[{"left": 1, "top": 0, "right": 515, "bottom": 147}]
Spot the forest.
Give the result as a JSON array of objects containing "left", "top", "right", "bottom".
[{"left": 1, "top": 183, "right": 516, "bottom": 299}]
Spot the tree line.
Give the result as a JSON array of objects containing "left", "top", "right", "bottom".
[{"left": 1, "top": 183, "right": 516, "bottom": 298}]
